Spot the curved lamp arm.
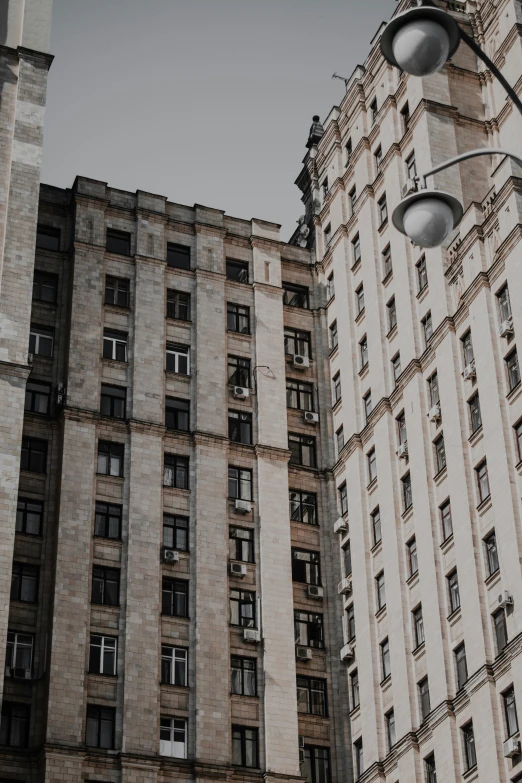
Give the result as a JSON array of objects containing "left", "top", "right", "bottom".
[{"left": 419, "top": 147, "right": 522, "bottom": 189}]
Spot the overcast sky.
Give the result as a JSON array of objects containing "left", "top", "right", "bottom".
[{"left": 41, "top": 0, "right": 394, "bottom": 240}]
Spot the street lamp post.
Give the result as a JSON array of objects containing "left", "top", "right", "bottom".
[{"left": 380, "top": 0, "right": 522, "bottom": 247}]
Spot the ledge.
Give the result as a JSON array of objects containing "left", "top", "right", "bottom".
[
  {"left": 355, "top": 308, "right": 366, "bottom": 324},
  {"left": 476, "top": 495, "right": 492, "bottom": 515},
  {"left": 359, "top": 363, "right": 369, "bottom": 380},
  {"left": 406, "top": 571, "right": 419, "bottom": 588},
  {"left": 447, "top": 607, "right": 462, "bottom": 626},
  {"left": 416, "top": 285, "right": 429, "bottom": 303},
  {"left": 386, "top": 324, "right": 398, "bottom": 341},
  {"left": 485, "top": 568, "right": 501, "bottom": 587},
  {"left": 401, "top": 505, "right": 414, "bottom": 522},
  {"left": 507, "top": 381, "right": 522, "bottom": 404},
  {"left": 433, "top": 466, "right": 448, "bottom": 485},
  {"left": 412, "top": 642, "right": 426, "bottom": 661},
  {"left": 468, "top": 426, "right": 484, "bottom": 447},
  {"left": 375, "top": 604, "right": 387, "bottom": 620},
  {"left": 382, "top": 270, "right": 393, "bottom": 287},
  {"left": 440, "top": 535, "right": 454, "bottom": 554}
]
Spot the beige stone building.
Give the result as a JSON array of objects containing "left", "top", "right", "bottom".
[{"left": 293, "top": 0, "right": 522, "bottom": 781}]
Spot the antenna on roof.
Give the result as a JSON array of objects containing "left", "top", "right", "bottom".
[{"left": 332, "top": 73, "right": 351, "bottom": 92}]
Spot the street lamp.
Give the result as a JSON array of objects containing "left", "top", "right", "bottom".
[{"left": 381, "top": 0, "right": 522, "bottom": 247}]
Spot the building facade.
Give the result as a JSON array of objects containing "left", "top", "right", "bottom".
[{"left": 294, "top": 0, "right": 522, "bottom": 781}]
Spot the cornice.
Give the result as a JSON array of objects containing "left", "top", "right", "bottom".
[
  {"left": 194, "top": 222, "right": 226, "bottom": 239},
  {"left": 135, "top": 207, "right": 167, "bottom": 225},
  {"left": 16, "top": 46, "right": 54, "bottom": 69},
  {"left": 0, "top": 360, "right": 32, "bottom": 383},
  {"left": 254, "top": 444, "right": 291, "bottom": 463}
]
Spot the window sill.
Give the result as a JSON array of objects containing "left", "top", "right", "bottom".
[
  {"left": 329, "top": 345, "right": 339, "bottom": 360},
  {"left": 433, "top": 466, "right": 447, "bottom": 485},
  {"left": 332, "top": 397, "right": 342, "bottom": 413},
  {"left": 355, "top": 308, "right": 365, "bottom": 324},
  {"left": 227, "top": 330, "right": 252, "bottom": 338},
  {"left": 230, "top": 692, "right": 259, "bottom": 700},
  {"left": 166, "top": 316, "right": 192, "bottom": 324},
  {"left": 462, "top": 765, "right": 478, "bottom": 781},
  {"left": 387, "top": 324, "right": 398, "bottom": 341},
  {"left": 93, "top": 535, "right": 122, "bottom": 544},
  {"left": 468, "top": 426, "right": 483, "bottom": 446},
  {"left": 371, "top": 539, "right": 383, "bottom": 556},
  {"left": 401, "top": 505, "right": 413, "bottom": 522},
  {"left": 161, "top": 614, "right": 190, "bottom": 621},
  {"left": 447, "top": 607, "right": 462, "bottom": 624},
  {"left": 412, "top": 641, "right": 426, "bottom": 660},
  {"left": 351, "top": 257, "right": 362, "bottom": 274},
  {"left": 164, "top": 486, "right": 191, "bottom": 496},
  {"left": 367, "top": 477, "right": 378, "bottom": 492},
  {"left": 349, "top": 704, "right": 361, "bottom": 719},
  {"left": 15, "top": 531, "right": 42, "bottom": 540},
  {"left": 96, "top": 473, "right": 124, "bottom": 482},
  {"left": 507, "top": 381, "right": 522, "bottom": 402},
  {"left": 88, "top": 671, "right": 118, "bottom": 680},
  {"left": 101, "top": 357, "right": 128, "bottom": 367},
  {"left": 476, "top": 495, "right": 492, "bottom": 514},
  {"left": 19, "top": 469, "right": 47, "bottom": 478},
  {"left": 378, "top": 218, "right": 389, "bottom": 234},
  {"left": 104, "top": 303, "right": 131, "bottom": 313},
  {"left": 382, "top": 270, "right": 393, "bottom": 286},
  {"left": 375, "top": 604, "right": 387, "bottom": 620},
  {"left": 416, "top": 285, "right": 429, "bottom": 302},
  {"left": 165, "top": 371, "right": 191, "bottom": 381},
  {"left": 440, "top": 534, "right": 454, "bottom": 554},
  {"left": 406, "top": 570, "right": 419, "bottom": 588},
  {"left": 380, "top": 674, "right": 392, "bottom": 690},
  {"left": 92, "top": 602, "right": 120, "bottom": 611},
  {"left": 161, "top": 682, "right": 190, "bottom": 690},
  {"left": 326, "top": 293, "right": 335, "bottom": 306},
  {"left": 358, "top": 363, "right": 369, "bottom": 380},
  {"left": 31, "top": 354, "right": 53, "bottom": 363},
  {"left": 485, "top": 568, "right": 501, "bottom": 587}
]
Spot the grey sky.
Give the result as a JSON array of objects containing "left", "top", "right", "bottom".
[{"left": 41, "top": 0, "right": 394, "bottom": 240}]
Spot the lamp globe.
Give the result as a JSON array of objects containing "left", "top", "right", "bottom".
[{"left": 392, "top": 18, "right": 451, "bottom": 76}]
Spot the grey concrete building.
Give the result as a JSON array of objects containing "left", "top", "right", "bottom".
[{"left": 293, "top": 0, "right": 522, "bottom": 781}]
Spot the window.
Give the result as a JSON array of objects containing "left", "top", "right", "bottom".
[
  {"left": 97, "top": 441, "right": 124, "bottom": 477},
  {"left": 503, "top": 687, "right": 519, "bottom": 738},
  {"left": 417, "top": 255, "right": 428, "bottom": 292},
  {"left": 0, "top": 703, "right": 29, "bottom": 748},
  {"left": 346, "top": 138, "right": 353, "bottom": 164},
  {"left": 228, "top": 356, "right": 251, "bottom": 388},
  {"left": 368, "top": 448, "right": 377, "bottom": 483},
  {"left": 89, "top": 635, "right": 117, "bottom": 676},
  {"left": 425, "top": 754, "right": 436, "bottom": 783},
  {"left": 351, "top": 670, "right": 360, "bottom": 709},
  {"left": 386, "top": 710, "right": 396, "bottom": 749},
  {"left": 329, "top": 321, "right": 338, "bottom": 350},
  {"left": 382, "top": 244, "right": 392, "bottom": 278},
  {"left": 448, "top": 571, "right": 460, "bottom": 614},
  {"left": 16, "top": 498, "right": 43, "bottom": 536},
  {"left": 402, "top": 472, "right": 412, "bottom": 511},
  {"left": 94, "top": 502, "right": 122, "bottom": 540},
  {"left": 289, "top": 433, "right": 316, "bottom": 468},
  {"left": 336, "top": 426, "right": 345, "bottom": 453},
  {"left": 100, "top": 384, "right": 126, "bottom": 419},
  {"left": 392, "top": 353, "right": 401, "bottom": 385},
  {"left": 455, "top": 643, "right": 468, "bottom": 689},
  {"left": 24, "top": 381, "right": 50, "bottom": 415},
  {"left": 422, "top": 311, "right": 433, "bottom": 346},
  {"left": 476, "top": 460, "right": 490, "bottom": 503},
  {"left": 167, "top": 242, "right": 190, "bottom": 270},
  {"left": 403, "top": 148, "right": 418, "bottom": 183},
  {"left": 355, "top": 284, "right": 365, "bottom": 315},
  {"left": 36, "top": 224, "right": 60, "bottom": 251},
  {"left": 326, "top": 274, "right": 335, "bottom": 301},
  {"left": 165, "top": 397, "right": 190, "bottom": 431},
  {"left": 29, "top": 324, "right": 53, "bottom": 357},
  {"left": 419, "top": 677, "right": 430, "bottom": 720},
  {"left": 493, "top": 608, "right": 508, "bottom": 654},
  {"left": 228, "top": 467, "right": 253, "bottom": 500},
  {"left": 413, "top": 607, "right": 424, "bottom": 647},
  {"left": 162, "top": 578, "right": 189, "bottom": 617},
  {"left": 285, "top": 327, "right": 312, "bottom": 358},
  {"left": 400, "top": 102, "right": 410, "bottom": 131},
  {"left": 102, "top": 329, "right": 127, "bottom": 362},
  {"left": 91, "top": 566, "right": 119, "bottom": 606},
  {"left": 322, "top": 178, "right": 329, "bottom": 199},
  {"left": 106, "top": 228, "right": 131, "bottom": 256},
  {"left": 104, "top": 276, "right": 129, "bottom": 307},
  {"left": 376, "top": 573, "right": 386, "bottom": 611},
  {"left": 232, "top": 725, "right": 258, "bottom": 768},
  {"left": 372, "top": 508, "right": 382, "bottom": 545},
  {"left": 352, "top": 233, "right": 361, "bottom": 264},
  {"left": 441, "top": 500, "right": 453, "bottom": 541},
  {"left": 230, "top": 589, "right": 255, "bottom": 628},
  {"left": 297, "top": 677, "right": 327, "bottom": 717},
  {"left": 378, "top": 194, "right": 388, "bottom": 226},
  {"left": 506, "top": 349, "right": 521, "bottom": 391},
  {"left": 287, "top": 380, "right": 314, "bottom": 411},
  {"left": 283, "top": 282, "right": 310, "bottom": 308},
  {"left": 428, "top": 372, "right": 440, "bottom": 407},
  {"left": 227, "top": 303, "right": 250, "bottom": 334},
  {"left": 229, "top": 527, "right": 254, "bottom": 563},
  {"left": 86, "top": 704, "right": 115, "bottom": 749},
  {"left": 10, "top": 563, "right": 38, "bottom": 603},
  {"left": 387, "top": 297, "right": 397, "bottom": 331},
  {"left": 333, "top": 373, "right": 342, "bottom": 404},
  {"left": 462, "top": 331, "right": 474, "bottom": 366},
  {"left": 370, "top": 97, "right": 378, "bottom": 124},
  {"left": 462, "top": 723, "right": 477, "bottom": 770},
  {"left": 381, "top": 638, "right": 391, "bottom": 679},
  {"left": 468, "top": 393, "right": 482, "bottom": 434},
  {"left": 397, "top": 411, "right": 407, "bottom": 445},
  {"left": 166, "top": 344, "right": 190, "bottom": 375},
  {"left": 163, "top": 515, "right": 189, "bottom": 551},
  {"left": 517, "top": 420, "right": 522, "bottom": 462},
  {"left": 294, "top": 610, "right": 324, "bottom": 648},
  {"left": 324, "top": 223, "right": 332, "bottom": 245},
  {"left": 292, "top": 549, "right": 321, "bottom": 585},
  {"left": 339, "top": 483, "right": 348, "bottom": 517},
  {"left": 346, "top": 603, "right": 355, "bottom": 640},
  {"left": 160, "top": 717, "right": 187, "bottom": 758},
  {"left": 374, "top": 145, "right": 383, "bottom": 172},
  {"left": 359, "top": 336, "right": 368, "bottom": 368},
  {"left": 161, "top": 646, "right": 188, "bottom": 687},
  {"left": 289, "top": 490, "right": 317, "bottom": 525},
  {"left": 226, "top": 259, "right": 249, "bottom": 283},
  {"left": 167, "top": 289, "right": 191, "bottom": 321},
  {"left": 163, "top": 454, "right": 189, "bottom": 490},
  {"left": 6, "top": 631, "right": 33, "bottom": 674},
  {"left": 33, "top": 270, "right": 58, "bottom": 303},
  {"left": 354, "top": 739, "right": 364, "bottom": 779},
  {"left": 228, "top": 411, "right": 253, "bottom": 445},
  {"left": 408, "top": 538, "right": 418, "bottom": 577},
  {"left": 434, "top": 435, "right": 446, "bottom": 473},
  {"left": 303, "top": 746, "right": 332, "bottom": 783},
  {"left": 497, "top": 284, "right": 512, "bottom": 322},
  {"left": 231, "top": 656, "right": 257, "bottom": 696},
  {"left": 363, "top": 391, "right": 372, "bottom": 421}
]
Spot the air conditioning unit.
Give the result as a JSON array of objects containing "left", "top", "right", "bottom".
[
  {"left": 338, "top": 576, "right": 352, "bottom": 595},
  {"left": 56, "top": 382, "right": 67, "bottom": 407},
  {"left": 462, "top": 363, "right": 476, "bottom": 381},
  {"left": 498, "top": 591, "right": 514, "bottom": 609},
  {"left": 296, "top": 645, "right": 313, "bottom": 661},
  {"left": 428, "top": 404, "right": 441, "bottom": 423},
  {"left": 243, "top": 629, "right": 261, "bottom": 644},
  {"left": 397, "top": 442, "right": 409, "bottom": 460},
  {"left": 304, "top": 411, "right": 319, "bottom": 424},
  {"left": 307, "top": 585, "right": 323, "bottom": 600},
  {"left": 162, "top": 548, "right": 179, "bottom": 564},
  {"left": 233, "top": 386, "right": 249, "bottom": 400},
  {"left": 234, "top": 499, "right": 252, "bottom": 514},
  {"left": 503, "top": 736, "right": 521, "bottom": 758},
  {"left": 340, "top": 642, "right": 355, "bottom": 662},
  {"left": 13, "top": 667, "right": 31, "bottom": 680},
  {"left": 230, "top": 562, "right": 247, "bottom": 578},
  {"left": 499, "top": 318, "right": 514, "bottom": 337},
  {"left": 402, "top": 178, "right": 418, "bottom": 199},
  {"left": 299, "top": 735, "right": 305, "bottom": 764},
  {"left": 333, "top": 517, "right": 348, "bottom": 535},
  {"left": 293, "top": 354, "right": 310, "bottom": 370}
]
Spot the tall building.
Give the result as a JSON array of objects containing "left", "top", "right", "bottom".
[
  {"left": 2, "top": 175, "right": 353, "bottom": 782},
  {"left": 294, "top": 0, "right": 522, "bottom": 781}
]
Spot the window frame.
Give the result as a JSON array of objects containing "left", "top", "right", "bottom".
[
  {"left": 294, "top": 610, "right": 324, "bottom": 649},
  {"left": 166, "top": 242, "right": 191, "bottom": 270},
  {"left": 339, "top": 483, "right": 348, "bottom": 517},
  {"left": 371, "top": 507, "right": 382, "bottom": 546},
  {"left": 166, "top": 344, "right": 190, "bottom": 375},
  {"left": 29, "top": 324, "right": 54, "bottom": 358},
  {"left": 503, "top": 686, "right": 519, "bottom": 739},
  {"left": 228, "top": 466, "right": 253, "bottom": 501},
  {"left": 291, "top": 548, "right": 321, "bottom": 586},
  {"left": 226, "top": 259, "right": 249, "bottom": 284},
  {"left": 283, "top": 282, "right": 310, "bottom": 309},
  {"left": 24, "top": 380, "right": 51, "bottom": 415},
  {"left": 355, "top": 284, "right": 365, "bottom": 316},
  {"left": 163, "top": 454, "right": 189, "bottom": 490},
  {"left": 88, "top": 634, "right": 117, "bottom": 676},
  {"left": 493, "top": 608, "right": 508, "bottom": 654},
  {"left": 0, "top": 702, "right": 30, "bottom": 748},
  {"left": 468, "top": 392, "right": 482, "bottom": 434},
  {"left": 100, "top": 384, "right": 126, "bottom": 419},
  {"left": 376, "top": 573, "right": 386, "bottom": 612},
  {"left": 416, "top": 255, "right": 428, "bottom": 292},
  {"left": 297, "top": 676, "right": 328, "bottom": 717},
  {"left": 161, "top": 645, "right": 188, "bottom": 687},
  {"left": 163, "top": 514, "right": 189, "bottom": 552},
  {"left": 382, "top": 244, "right": 392, "bottom": 278},
  {"left": 162, "top": 578, "right": 189, "bottom": 618},
  {"left": 484, "top": 530, "right": 499, "bottom": 577},
  {"left": 104, "top": 276, "right": 129, "bottom": 308},
  {"left": 285, "top": 327, "right": 312, "bottom": 358},
  {"left": 33, "top": 270, "right": 58, "bottom": 303},
  {"left": 286, "top": 379, "right": 314, "bottom": 412},
  {"left": 102, "top": 329, "right": 127, "bottom": 362},
  {"left": 413, "top": 606, "right": 425, "bottom": 648},
  {"left": 380, "top": 637, "right": 391, "bottom": 679},
  {"left": 462, "top": 722, "right": 477, "bottom": 771},
  {"left": 419, "top": 677, "right": 431, "bottom": 721},
  {"left": 85, "top": 704, "right": 116, "bottom": 749},
  {"left": 228, "top": 410, "right": 253, "bottom": 445},
  {"left": 367, "top": 448, "right": 377, "bottom": 484},
  {"left": 229, "top": 526, "right": 255, "bottom": 563},
  {"left": 231, "top": 655, "right": 257, "bottom": 696},
  {"left": 160, "top": 716, "right": 188, "bottom": 759},
  {"left": 352, "top": 233, "right": 361, "bottom": 264},
  {"left": 106, "top": 228, "right": 131, "bottom": 256},
  {"left": 387, "top": 297, "right": 397, "bottom": 331},
  {"left": 10, "top": 562, "right": 39, "bottom": 604},
  {"left": 434, "top": 434, "right": 447, "bottom": 474},
  {"left": 407, "top": 537, "right": 418, "bottom": 577},
  {"left": 289, "top": 490, "right": 317, "bottom": 526},
  {"left": 36, "top": 224, "right": 60, "bottom": 252},
  {"left": 447, "top": 570, "right": 461, "bottom": 614},
  {"left": 228, "top": 355, "right": 251, "bottom": 388},
  {"left": 231, "top": 725, "right": 259, "bottom": 768},
  {"left": 166, "top": 289, "right": 191, "bottom": 321},
  {"left": 227, "top": 302, "right": 250, "bottom": 334},
  {"left": 97, "top": 441, "right": 124, "bottom": 478},
  {"left": 378, "top": 193, "right": 388, "bottom": 226},
  {"left": 165, "top": 397, "right": 190, "bottom": 432},
  {"left": 94, "top": 501, "right": 122, "bottom": 540},
  {"left": 476, "top": 460, "right": 490, "bottom": 504},
  {"left": 440, "top": 500, "right": 453, "bottom": 542},
  {"left": 402, "top": 472, "right": 412, "bottom": 512},
  {"left": 455, "top": 643, "right": 468, "bottom": 690},
  {"left": 288, "top": 432, "right": 317, "bottom": 468},
  {"left": 91, "top": 566, "right": 120, "bottom": 607},
  {"left": 16, "top": 498, "right": 43, "bottom": 536},
  {"left": 229, "top": 589, "right": 256, "bottom": 628},
  {"left": 506, "top": 348, "right": 521, "bottom": 392}
]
